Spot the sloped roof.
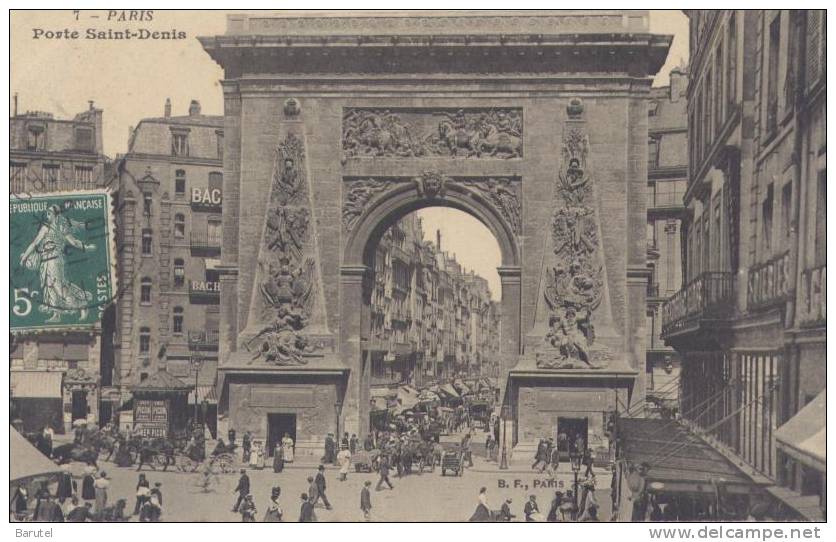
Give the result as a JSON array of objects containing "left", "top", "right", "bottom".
[{"left": 131, "top": 371, "right": 192, "bottom": 393}]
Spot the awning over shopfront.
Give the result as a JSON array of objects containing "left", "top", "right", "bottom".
[
  {"left": 10, "top": 371, "right": 63, "bottom": 399},
  {"left": 11, "top": 428, "right": 62, "bottom": 483},
  {"left": 397, "top": 386, "right": 420, "bottom": 410},
  {"left": 618, "top": 418, "right": 757, "bottom": 495},
  {"left": 439, "top": 383, "right": 460, "bottom": 399},
  {"left": 188, "top": 385, "right": 219, "bottom": 404},
  {"left": 775, "top": 390, "right": 825, "bottom": 472}
]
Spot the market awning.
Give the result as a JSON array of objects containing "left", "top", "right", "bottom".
[
  {"left": 439, "top": 383, "right": 460, "bottom": 398},
  {"left": 775, "top": 390, "right": 825, "bottom": 472},
  {"left": 188, "top": 385, "right": 218, "bottom": 404},
  {"left": 11, "top": 427, "right": 62, "bottom": 483},
  {"left": 10, "top": 371, "right": 63, "bottom": 399},
  {"left": 618, "top": 418, "right": 757, "bottom": 495},
  {"left": 397, "top": 386, "right": 420, "bottom": 410}
]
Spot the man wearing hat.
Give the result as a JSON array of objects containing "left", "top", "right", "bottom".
[
  {"left": 523, "top": 494, "right": 541, "bottom": 522},
  {"left": 56, "top": 464, "right": 76, "bottom": 504},
  {"left": 232, "top": 468, "right": 250, "bottom": 513},
  {"left": 299, "top": 493, "right": 315, "bottom": 522},
  {"left": 263, "top": 486, "right": 282, "bottom": 522},
  {"left": 498, "top": 498, "right": 515, "bottom": 522},
  {"left": 360, "top": 480, "right": 372, "bottom": 521},
  {"left": 150, "top": 482, "right": 163, "bottom": 508},
  {"left": 312, "top": 465, "right": 332, "bottom": 510}
]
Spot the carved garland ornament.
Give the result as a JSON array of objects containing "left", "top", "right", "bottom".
[{"left": 246, "top": 133, "right": 319, "bottom": 366}]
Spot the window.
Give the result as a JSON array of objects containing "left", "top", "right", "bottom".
[
  {"left": 172, "top": 132, "right": 189, "bottom": 157},
  {"left": 173, "top": 258, "right": 185, "bottom": 287},
  {"left": 714, "top": 43, "right": 724, "bottom": 136},
  {"left": 75, "top": 127, "right": 94, "bottom": 151},
  {"left": 174, "top": 213, "right": 186, "bottom": 239},
  {"left": 727, "top": 13, "right": 738, "bottom": 110},
  {"left": 10, "top": 162, "right": 27, "bottom": 187},
  {"left": 805, "top": 10, "right": 825, "bottom": 91},
  {"left": 74, "top": 165, "right": 93, "bottom": 185},
  {"left": 766, "top": 14, "right": 781, "bottom": 135},
  {"left": 172, "top": 306, "right": 184, "bottom": 334},
  {"left": 648, "top": 101, "right": 659, "bottom": 117},
  {"left": 814, "top": 170, "right": 826, "bottom": 265},
  {"left": 704, "top": 72, "right": 712, "bottom": 151},
  {"left": 143, "top": 192, "right": 153, "bottom": 216},
  {"left": 216, "top": 131, "right": 224, "bottom": 159},
  {"left": 648, "top": 137, "right": 660, "bottom": 170},
  {"left": 140, "top": 277, "right": 152, "bottom": 304},
  {"left": 27, "top": 125, "right": 45, "bottom": 151},
  {"left": 762, "top": 184, "right": 774, "bottom": 255},
  {"left": 781, "top": 182, "right": 792, "bottom": 250},
  {"left": 713, "top": 194, "right": 723, "bottom": 271},
  {"left": 142, "top": 229, "right": 153, "bottom": 255},
  {"left": 208, "top": 218, "right": 222, "bottom": 247},
  {"left": 175, "top": 170, "right": 186, "bottom": 197},
  {"left": 42, "top": 164, "right": 60, "bottom": 184},
  {"left": 139, "top": 327, "right": 151, "bottom": 354}
]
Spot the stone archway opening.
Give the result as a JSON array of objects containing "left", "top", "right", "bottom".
[{"left": 339, "top": 175, "right": 523, "bottom": 437}]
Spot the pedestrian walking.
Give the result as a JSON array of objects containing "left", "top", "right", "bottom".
[
  {"left": 338, "top": 445, "right": 351, "bottom": 481},
  {"left": 150, "top": 482, "right": 163, "bottom": 508},
  {"left": 81, "top": 466, "right": 96, "bottom": 502},
  {"left": 468, "top": 487, "right": 492, "bottom": 521},
  {"left": 497, "top": 498, "right": 515, "bottom": 522},
  {"left": 376, "top": 455, "right": 394, "bottom": 491},
  {"left": 93, "top": 471, "right": 109, "bottom": 514},
  {"left": 583, "top": 446, "right": 595, "bottom": 477},
  {"left": 298, "top": 493, "right": 315, "bottom": 522},
  {"left": 232, "top": 468, "right": 250, "bottom": 512},
  {"left": 56, "top": 464, "right": 75, "bottom": 504},
  {"left": 349, "top": 433, "right": 359, "bottom": 455},
  {"left": 359, "top": 480, "right": 373, "bottom": 521},
  {"left": 312, "top": 465, "right": 332, "bottom": 510},
  {"left": 11, "top": 485, "right": 29, "bottom": 520},
  {"left": 531, "top": 438, "right": 548, "bottom": 471},
  {"left": 272, "top": 443, "right": 285, "bottom": 473},
  {"left": 134, "top": 473, "right": 150, "bottom": 515},
  {"left": 282, "top": 433, "right": 294, "bottom": 463},
  {"left": 228, "top": 427, "right": 236, "bottom": 447},
  {"left": 524, "top": 495, "right": 542, "bottom": 522},
  {"left": 239, "top": 495, "right": 257, "bottom": 522},
  {"left": 306, "top": 475, "right": 319, "bottom": 505},
  {"left": 263, "top": 487, "right": 283, "bottom": 522},
  {"left": 547, "top": 491, "right": 564, "bottom": 522},
  {"left": 461, "top": 431, "right": 473, "bottom": 468},
  {"left": 242, "top": 431, "right": 252, "bottom": 463}
]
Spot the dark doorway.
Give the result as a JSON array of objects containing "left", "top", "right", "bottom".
[
  {"left": 557, "top": 417, "right": 588, "bottom": 455},
  {"left": 267, "top": 413, "right": 296, "bottom": 457},
  {"left": 71, "top": 390, "right": 88, "bottom": 421}
]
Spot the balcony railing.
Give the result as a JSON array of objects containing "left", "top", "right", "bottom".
[
  {"left": 190, "top": 232, "right": 221, "bottom": 254},
  {"left": 188, "top": 329, "right": 220, "bottom": 351},
  {"left": 798, "top": 264, "right": 826, "bottom": 328},
  {"left": 661, "top": 272, "right": 734, "bottom": 337},
  {"left": 747, "top": 251, "right": 791, "bottom": 311}
]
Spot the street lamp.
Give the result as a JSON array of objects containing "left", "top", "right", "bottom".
[
  {"left": 570, "top": 450, "right": 582, "bottom": 517},
  {"left": 189, "top": 354, "right": 204, "bottom": 428},
  {"left": 499, "top": 404, "right": 510, "bottom": 470}
]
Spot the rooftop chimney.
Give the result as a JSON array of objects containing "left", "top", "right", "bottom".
[
  {"left": 88, "top": 100, "right": 94, "bottom": 111},
  {"left": 436, "top": 229, "right": 441, "bottom": 252},
  {"left": 164, "top": 98, "right": 171, "bottom": 118},
  {"left": 188, "top": 99, "right": 201, "bottom": 116},
  {"left": 13, "top": 93, "right": 18, "bottom": 116}
]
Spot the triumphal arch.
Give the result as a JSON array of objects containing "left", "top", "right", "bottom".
[{"left": 200, "top": 11, "right": 671, "bottom": 460}]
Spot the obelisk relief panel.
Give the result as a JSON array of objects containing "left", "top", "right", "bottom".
[
  {"left": 238, "top": 104, "right": 334, "bottom": 366},
  {"left": 525, "top": 99, "right": 626, "bottom": 371}
]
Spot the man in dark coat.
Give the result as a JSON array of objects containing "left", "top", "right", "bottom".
[
  {"left": 349, "top": 434, "right": 359, "bottom": 455},
  {"left": 228, "top": 427, "right": 237, "bottom": 447},
  {"left": 376, "top": 455, "right": 394, "bottom": 491},
  {"left": 232, "top": 468, "right": 250, "bottom": 512},
  {"left": 360, "top": 480, "right": 372, "bottom": 521},
  {"left": 66, "top": 499, "right": 94, "bottom": 522},
  {"left": 323, "top": 433, "right": 335, "bottom": 464},
  {"left": 242, "top": 432, "right": 252, "bottom": 463},
  {"left": 312, "top": 465, "right": 332, "bottom": 510},
  {"left": 363, "top": 433, "right": 374, "bottom": 451},
  {"left": 523, "top": 495, "right": 540, "bottom": 522},
  {"left": 34, "top": 494, "right": 64, "bottom": 522},
  {"left": 531, "top": 439, "right": 548, "bottom": 471},
  {"left": 150, "top": 482, "right": 163, "bottom": 507},
  {"left": 498, "top": 498, "right": 515, "bottom": 522},
  {"left": 299, "top": 493, "right": 315, "bottom": 522}
]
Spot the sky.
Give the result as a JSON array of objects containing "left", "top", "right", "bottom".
[{"left": 10, "top": 9, "right": 689, "bottom": 301}]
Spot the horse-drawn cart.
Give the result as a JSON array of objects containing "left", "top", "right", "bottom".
[{"left": 440, "top": 447, "right": 464, "bottom": 476}]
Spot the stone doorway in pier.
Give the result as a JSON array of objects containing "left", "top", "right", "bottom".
[
  {"left": 267, "top": 413, "right": 296, "bottom": 458},
  {"left": 557, "top": 416, "right": 588, "bottom": 458}
]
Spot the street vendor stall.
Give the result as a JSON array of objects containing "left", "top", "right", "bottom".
[
  {"left": 615, "top": 418, "right": 766, "bottom": 521},
  {"left": 130, "top": 371, "right": 192, "bottom": 439}
]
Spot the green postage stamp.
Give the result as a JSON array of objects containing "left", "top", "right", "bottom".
[{"left": 10, "top": 191, "right": 116, "bottom": 333}]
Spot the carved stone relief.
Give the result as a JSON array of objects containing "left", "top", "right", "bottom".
[
  {"left": 342, "top": 174, "right": 521, "bottom": 236},
  {"left": 536, "top": 105, "right": 614, "bottom": 370},
  {"left": 246, "top": 133, "right": 322, "bottom": 366},
  {"left": 342, "top": 108, "right": 522, "bottom": 160}
]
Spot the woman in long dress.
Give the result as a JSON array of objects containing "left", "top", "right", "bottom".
[
  {"left": 19, "top": 204, "right": 95, "bottom": 323},
  {"left": 272, "top": 444, "right": 284, "bottom": 473},
  {"left": 94, "top": 472, "right": 109, "bottom": 514},
  {"left": 281, "top": 433, "right": 294, "bottom": 463}
]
